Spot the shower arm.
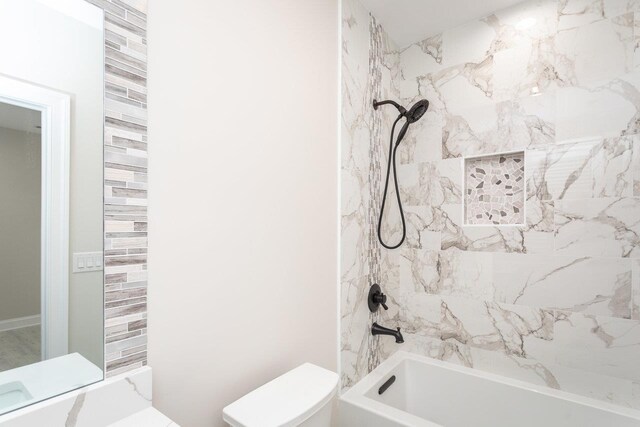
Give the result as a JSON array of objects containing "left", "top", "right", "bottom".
[{"left": 373, "top": 99, "right": 406, "bottom": 116}]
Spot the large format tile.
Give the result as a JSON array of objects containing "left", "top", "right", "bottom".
[
  {"left": 441, "top": 203, "right": 554, "bottom": 254},
  {"left": 399, "top": 35, "right": 444, "bottom": 82},
  {"left": 632, "top": 136, "right": 640, "bottom": 195},
  {"left": 556, "top": 72, "right": 640, "bottom": 142},
  {"left": 556, "top": 13, "right": 634, "bottom": 87},
  {"left": 440, "top": 90, "right": 556, "bottom": 159},
  {"left": 399, "top": 248, "right": 494, "bottom": 300},
  {"left": 555, "top": 197, "right": 640, "bottom": 258},
  {"left": 401, "top": 206, "right": 443, "bottom": 250},
  {"left": 494, "top": 253, "right": 633, "bottom": 318},
  {"left": 527, "top": 136, "right": 637, "bottom": 200},
  {"left": 550, "top": 312, "right": 640, "bottom": 382},
  {"left": 396, "top": 109, "right": 444, "bottom": 165},
  {"left": 393, "top": 293, "right": 554, "bottom": 359},
  {"left": 397, "top": 159, "right": 462, "bottom": 206},
  {"left": 633, "top": 259, "right": 640, "bottom": 319},
  {"left": 490, "top": 0, "right": 559, "bottom": 101},
  {"left": 558, "top": 0, "right": 640, "bottom": 30}
]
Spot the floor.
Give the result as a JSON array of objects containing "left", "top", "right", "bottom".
[{"left": 0, "top": 326, "right": 40, "bottom": 371}]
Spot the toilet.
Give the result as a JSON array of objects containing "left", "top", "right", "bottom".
[{"left": 222, "top": 363, "right": 339, "bottom": 427}]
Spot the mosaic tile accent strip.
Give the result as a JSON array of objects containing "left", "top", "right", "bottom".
[
  {"left": 365, "top": 13, "right": 385, "bottom": 377},
  {"left": 85, "top": 0, "right": 148, "bottom": 377},
  {"left": 465, "top": 152, "right": 525, "bottom": 225}
]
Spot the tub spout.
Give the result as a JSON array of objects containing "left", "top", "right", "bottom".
[{"left": 372, "top": 322, "right": 404, "bottom": 343}]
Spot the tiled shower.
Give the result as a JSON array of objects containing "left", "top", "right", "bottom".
[{"left": 341, "top": 0, "right": 640, "bottom": 409}]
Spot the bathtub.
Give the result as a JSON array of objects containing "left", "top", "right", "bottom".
[{"left": 339, "top": 351, "right": 640, "bottom": 426}]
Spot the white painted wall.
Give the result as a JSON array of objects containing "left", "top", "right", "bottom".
[
  {"left": 0, "top": 126, "right": 41, "bottom": 323},
  {"left": 147, "top": 1, "right": 339, "bottom": 426}
]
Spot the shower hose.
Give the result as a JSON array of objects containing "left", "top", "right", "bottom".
[{"left": 377, "top": 115, "right": 406, "bottom": 250}]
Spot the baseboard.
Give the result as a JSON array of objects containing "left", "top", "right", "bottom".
[{"left": 0, "top": 314, "right": 41, "bottom": 332}]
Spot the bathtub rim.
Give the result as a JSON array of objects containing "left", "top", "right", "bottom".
[{"left": 339, "top": 350, "right": 640, "bottom": 424}]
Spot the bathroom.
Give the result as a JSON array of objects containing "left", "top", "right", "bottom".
[{"left": 0, "top": 0, "right": 638, "bottom": 425}]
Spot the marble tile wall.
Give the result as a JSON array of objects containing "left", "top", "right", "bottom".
[
  {"left": 341, "top": 0, "right": 640, "bottom": 408},
  {"left": 86, "top": 0, "right": 148, "bottom": 376}
]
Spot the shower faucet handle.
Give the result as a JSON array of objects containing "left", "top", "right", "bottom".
[
  {"left": 368, "top": 284, "right": 389, "bottom": 312},
  {"left": 373, "top": 292, "right": 388, "bottom": 310}
]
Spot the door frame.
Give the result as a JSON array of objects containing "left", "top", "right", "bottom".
[{"left": 0, "top": 73, "right": 70, "bottom": 359}]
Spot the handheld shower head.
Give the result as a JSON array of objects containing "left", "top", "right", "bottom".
[
  {"left": 373, "top": 98, "right": 429, "bottom": 125},
  {"left": 396, "top": 100, "right": 429, "bottom": 145},
  {"left": 373, "top": 98, "right": 430, "bottom": 249},
  {"left": 373, "top": 99, "right": 430, "bottom": 144},
  {"left": 406, "top": 99, "right": 429, "bottom": 123}
]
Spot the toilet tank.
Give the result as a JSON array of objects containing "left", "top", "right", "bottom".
[{"left": 223, "top": 363, "right": 339, "bottom": 427}]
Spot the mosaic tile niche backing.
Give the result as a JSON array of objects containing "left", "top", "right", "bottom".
[{"left": 465, "top": 152, "right": 525, "bottom": 225}]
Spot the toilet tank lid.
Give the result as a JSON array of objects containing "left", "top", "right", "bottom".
[{"left": 222, "top": 363, "right": 339, "bottom": 427}]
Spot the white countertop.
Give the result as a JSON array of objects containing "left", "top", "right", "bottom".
[{"left": 108, "top": 407, "right": 179, "bottom": 426}]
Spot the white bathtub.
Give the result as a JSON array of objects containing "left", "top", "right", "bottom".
[{"left": 339, "top": 351, "right": 640, "bottom": 426}]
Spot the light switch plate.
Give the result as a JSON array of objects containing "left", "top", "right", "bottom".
[{"left": 73, "top": 252, "right": 103, "bottom": 273}]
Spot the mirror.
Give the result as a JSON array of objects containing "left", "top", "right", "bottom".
[{"left": 0, "top": 0, "right": 104, "bottom": 414}]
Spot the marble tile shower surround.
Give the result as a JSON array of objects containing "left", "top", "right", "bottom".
[
  {"left": 85, "top": 0, "right": 149, "bottom": 376},
  {"left": 341, "top": 0, "right": 640, "bottom": 409}
]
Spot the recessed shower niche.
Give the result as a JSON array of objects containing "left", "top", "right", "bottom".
[{"left": 464, "top": 151, "right": 525, "bottom": 226}]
